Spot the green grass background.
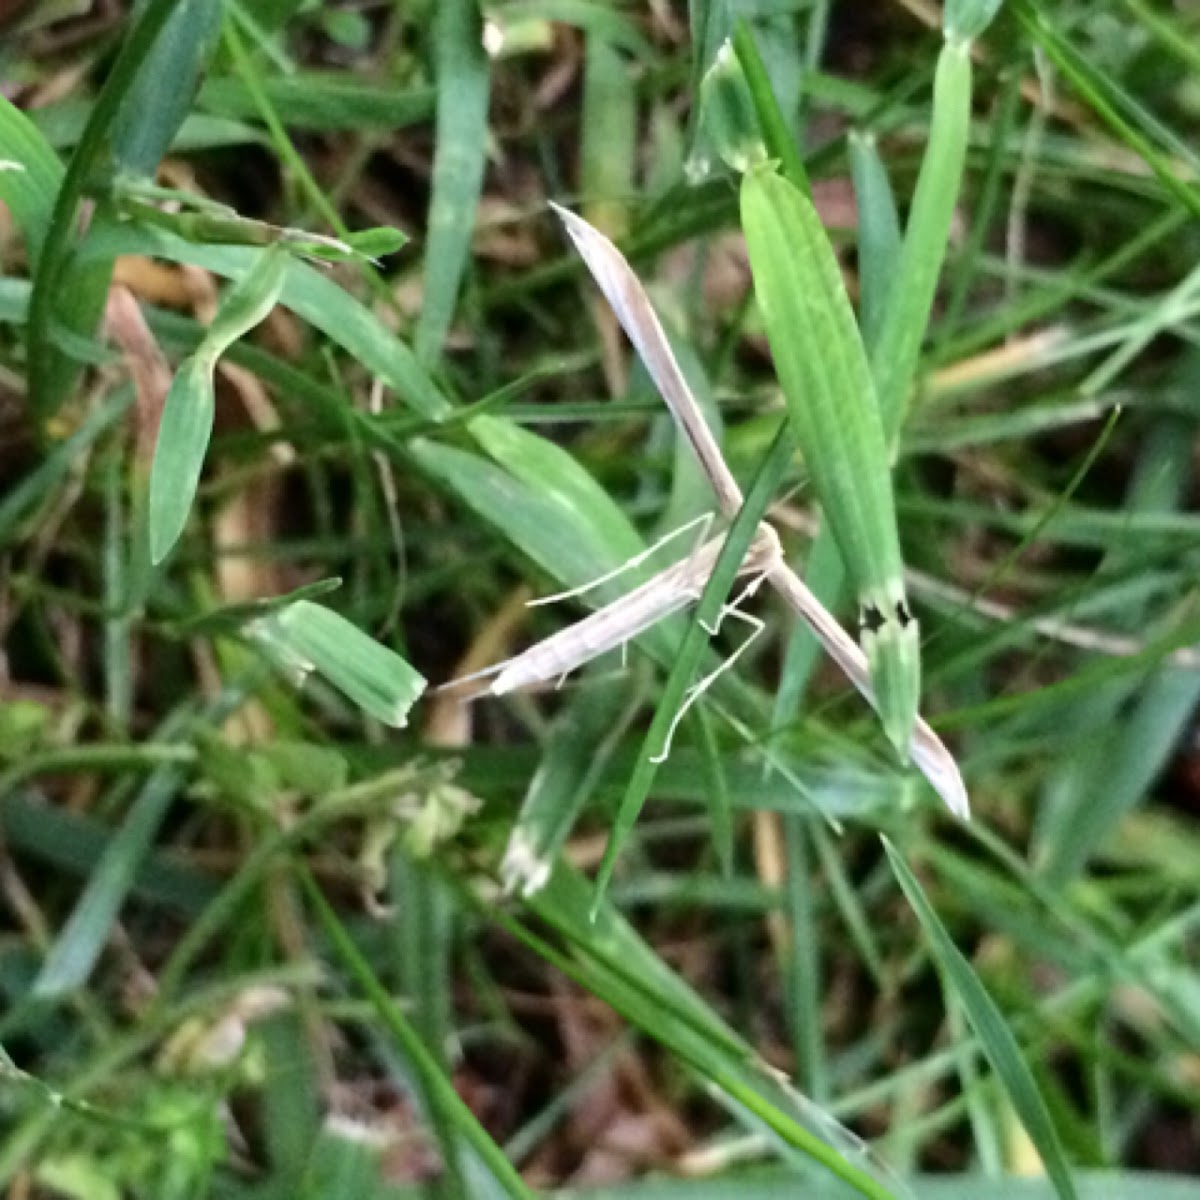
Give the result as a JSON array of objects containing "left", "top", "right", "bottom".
[{"left": 1, "top": 1, "right": 1198, "bottom": 1197}]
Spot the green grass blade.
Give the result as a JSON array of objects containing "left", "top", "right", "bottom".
[
  {"left": 1039, "top": 661, "right": 1200, "bottom": 888},
  {"left": 869, "top": 36, "right": 972, "bottom": 444},
  {"left": 697, "top": 37, "right": 768, "bottom": 176},
  {"left": 552, "top": 1174, "right": 1200, "bottom": 1199},
  {"left": 302, "top": 870, "right": 535, "bottom": 1200},
  {"left": 1121, "top": 0, "right": 1200, "bottom": 72},
  {"left": 467, "top": 414, "right": 644, "bottom": 570},
  {"left": 258, "top": 1009, "right": 321, "bottom": 1188},
  {"left": 581, "top": 34, "right": 636, "bottom": 222},
  {"left": 741, "top": 166, "right": 918, "bottom": 757},
  {"left": 102, "top": 452, "right": 132, "bottom": 727},
  {"left": 32, "top": 763, "right": 191, "bottom": 999},
  {"left": 147, "top": 356, "right": 216, "bottom": 565},
  {"left": 507, "top": 862, "right": 901, "bottom": 1199},
  {"left": 941, "top": 67, "right": 1023, "bottom": 336},
  {"left": 593, "top": 424, "right": 792, "bottom": 909},
  {"left": 197, "top": 72, "right": 435, "bottom": 131},
  {"left": 111, "top": 0, "right": 223, "bottom": 177},
  {"left": 502, "top": 672, "right": 637, "bottom": 898},
  {"left": 415, "top": 0, "right": 490, "bottom": 365},
  {"left": 0, "top": 96, "right": 64, "bottom": 263},
  {"left": 0, "top": 386, "right": 134, "bottom": 550},
  {"left": 780, "top": 819, "right": 827, "bottom": 1100},
  {"left": 27, "top": 687, "right": 250, "bottom": 999},
  {"left": 411, "top": 437, "right": 647, "bottom": 612},
  {"left": 944, "top": 0, "right": 1005, "bottom": 40},
  {"left": 693, "top": 704, "right": 734, "bottom": 877},
  {"left": 848, "top": 132, "right": 901, "bottom": 356},
  {"left": 684, "top": 0, "right": 732, "bottom": 166},
  {"left": 732, "top": 20, "right": 807, "bottom": 192},
  {"left": 1032, "top": 413, "right": 1193, "bottom": 882},
  {"left": 386, "top": 854, "right": 470, "bottom": 1193},
  {"left": 26, "top": 0, "right": 181, "bottom": 417},
  {"left": 883, "top": 838, "right": 1079, "bottom": 1200},
  {"left": 78, "top": 223, "right": 452, "bottom": 419},
  {"left": 1011, "top": 0, "right": 1200, "bottom": 220},
  {"left": 257, "top": 601, "right": 426, "bottom": 728},
  {"left": 147, "top": 245, "right": 287, "bottom": 563}
]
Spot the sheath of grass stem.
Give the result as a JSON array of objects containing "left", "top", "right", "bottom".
[{"left": 741, "top": 165, "right": 919, "bottom": 759}]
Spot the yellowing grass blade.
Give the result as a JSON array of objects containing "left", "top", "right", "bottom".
[{"left": 741, "top": 165, "right": 919, "bottom": 759}]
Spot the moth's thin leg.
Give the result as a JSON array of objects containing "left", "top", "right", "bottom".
[
  {"left": 699, "top": 570, "right": 769, "bottom": 636},
  {"left": 650, "top": 607, "right": 766, "bottom": 764},
  {"left": 529, "top": 512, "right": 713, "bottom": 607}
]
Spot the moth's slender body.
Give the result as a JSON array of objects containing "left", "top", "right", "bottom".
[{"left": 470, "top": 524, "right": 782, "bottom": 695}]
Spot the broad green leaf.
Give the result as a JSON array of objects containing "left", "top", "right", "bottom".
[
  {"left": 197, "top": 74, "right": 435, "bottom": 131},
  {"left": 147, "top": 356, "right": 216, "bottom": 565},
  {"left": 112, "top": 0, "right": 223, "bottom": 177},
  {"left": 0, "top": 96, "right": 65, "bottom": 263},
  {"left": 257, "top": 602, "right": 426, "bottom": 728},
  {"left": 85, "top": 223, "right": 450, "bottom": 420},
  {"left": 412, "top": 436, "right": 648, "bottom": 611},
  {"left": 741, "top": 165, "right": 918, "bottom": 758},
  {"left": 468, "top": 414, "right": 644, "bottom": 571},
  {"left": 148, "top": 246, "right": 287, "bottom": 564},
  {"left": 200, "top": 243, "right": 288, "bottom": 359},
  {"left": 884, "top": 839, "right": 1079, "bottom": 1200},
  {"left": 697, "top": 39, "right": 767, "bottom": 175}
]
